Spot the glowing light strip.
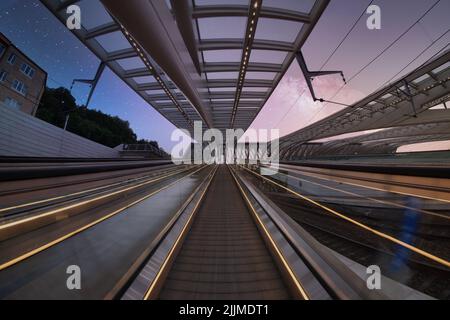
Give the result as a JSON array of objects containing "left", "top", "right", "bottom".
[
  {"left": 230, "top": 0, "right": 262, "bottom": 127},
  {"left": 144, "top": 166, "right": 218, "bottom": 300},
  {"left": 265, "top": 166, "right": 450, "bottom": 221},
  {"left": 0, "top": 166, "right": 207, "bottom": 272},
  {"left": 0, "top": 167, "right": 185, "bottom": 214},
  {"left": 242, "top": 166, "right": 450, "bottom": 268},
  {"left": 0, "top": 167, "right": 193, "bottom": 231},
  {"left": 229, "top": 166, "right": 309, "bottom": 300},
  {"left": 277, "top": 164, "right": 450, "bottom": 204}
]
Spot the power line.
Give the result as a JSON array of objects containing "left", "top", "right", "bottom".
[
  {"left": 345, "top": 0, "right": 441, "bottom": 84},
  {"left": 379, "top": 29, "right": 449, "bottom": 89},
  {"left": 47, "top": 76, "right": 71, "bottom": 89},
  {"left": 299, "top": 1, "right": 374, "bottom": 127},
  {"left": 307, "top": 0, "right": 442, "bottom": 127},
  {"left": 273, "top": 88, "right": 306, "bottom": 130},
  {"left": 316, "top": 99, "right": 351, "bottom": 107},
  {"left": 319, "top": 0, "right": 374, "bottom": 71},
  {"left": 417, "top": 43, "right": 450, "bottom": 69}
]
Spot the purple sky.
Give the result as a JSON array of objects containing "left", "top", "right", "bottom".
[
  {"left": 249, "top": 0, "right": 450, "bottom": 140},
  {"left": 1, "top": 0, "right": 449, "bottom": 151},
  {"left": 0, "top": 0, "right": 180, "bottom": 151}
]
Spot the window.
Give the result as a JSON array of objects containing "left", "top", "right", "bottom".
[
  {"left": 4, "top": 97, "right": 20, "bottom": 110},
  {"left": 12, "top": 79, "right": 27, "bottom": 96},
  {"left": 0, "top": 70, "right": 7, "bottom": 82},
  {"left": 0, "top": 43, "right": 5, "bottom": 57},
  {"left": 20, "top": 63, "right": 35, "bottom": 78},
  {"left": 7, "top": 53, "right": 16, "bottom": 65}
]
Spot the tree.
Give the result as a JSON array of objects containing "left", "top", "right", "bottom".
[
  {"left": 137, "top": 139, "right": 159, "bottom": 149},
  {"left": 36, "top": 87, "right": 77, "bottom": 128},
  {"left": 36, "top": 87, "right": 153, "bottom": 149}
]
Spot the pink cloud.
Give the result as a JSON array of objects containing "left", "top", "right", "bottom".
[{"left": 247, "top": 61, "right": 365, "bottom": 138}]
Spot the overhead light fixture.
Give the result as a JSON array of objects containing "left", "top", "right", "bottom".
[
  {"left": 120, "top": 25, "right": 193, "bottom": 127},
  {"left": 230, "top": 0, "right": 262, "bottom": 127}
]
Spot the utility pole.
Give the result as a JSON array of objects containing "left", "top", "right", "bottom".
[
  {"left": 296, "top": 51, "right": 346, "bottom": 103},
  {"left": 63, "top": 62, "right": 106, "bottom": 130}
]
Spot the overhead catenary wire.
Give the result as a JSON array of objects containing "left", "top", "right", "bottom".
[
  {"left": 379, "top": 30, "right": 450, "bottom": 89},
  {"left": 417, "top": 43, "right": 450, "bottom": 69},
  {"left": 344, "top": 0, "right": 442, "bottom": 85},
  {"left": 305, "top": 0, "right": 442, "bottom": 129},
  {"left": 318, "top": 0, "right": 375, "bottom": 72},
  {"left": 301, "top": 0, "right": 375, "bottom": 127},
  {"left": 276, "top": 1, "right": 373, "bottom": 132},
  {"left": 273, "top": 88, "right": 306, "bottom": 130}
]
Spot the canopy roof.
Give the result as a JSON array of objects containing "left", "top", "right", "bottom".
[{"left": 42, "top": 0, "right": 329, "bottom": 133}]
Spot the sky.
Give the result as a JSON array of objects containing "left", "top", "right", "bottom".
[
  {"left": 0, "top": 0, "right": 180, "bottom": 151},
  {"left": 249, "top": 0, "right": 450, "bottom": 137},
  {"left": 0, "top": 0, "right": 449, "bottom": 152}
]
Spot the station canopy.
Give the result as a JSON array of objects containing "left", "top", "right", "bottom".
[{"left": 41, "top": 0, "right": 329, "bottom": 134}]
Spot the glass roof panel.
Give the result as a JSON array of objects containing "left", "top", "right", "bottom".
[
  {"left": 430, "top": 104, "right": 446, "bottom": 110},
  {"left": 78, "top": 0, "right": 113, "bottom": 30},
  {"left": 263, "top": 0, "right": 316, "bottom": 14},
  {"left": 203, "top": 50, "right": 243, "bottom": 63},
  {"left": 249, "top": 50, "right": 288, "bottom": 64},
  {"left": 242, "top": 87, "right": 269, "bottom": 92},
  {"left": 146, "top": 90, "right": 166, "bottom": 95},
  {"left": 96, "top": 31, "right": 131, "bottom": 52},
  {"left": 211, "top": 98, "right": 234, "bottom": 102},
  {"left": 433, "top": 62, "right": 450, "bottom": 74},
  {"left": 255, "top": 18, "right": 303, "bottom": 43},
  {"left": 412, "top": 74, "right": 429, "bottom": 84},
  {"left": 134, "top": 76, "right": 157, "bottom": 84},
  {"left": 116, "top": 57, "right": 146, "bottom": 70},
  {"left": 198, "top": 88, "right": 210, "bottom": 94},
  {"left": 311, "top": 129, "right": 387, "bottom": 143},
  {"left": 207, "top": 72, "right": 239, "bottom": 79},
  {"left": 209, "top": 87, "right": 237, "bottom": 92},
  {"left": 239, "top": 98, "right": 263, "bottom": 102},
  {"left": 198, "top": 17, "right": 247, "bottom": 40},
  {"left": 245, "top": 71, "right": 277, "bottom": 80},
  {"left": 195, "top": 0, "right": 249, "bottom": 6}
]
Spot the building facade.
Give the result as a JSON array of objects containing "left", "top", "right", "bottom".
[{"left": 0, "top": 33, "right": 47, "bottom": 116}]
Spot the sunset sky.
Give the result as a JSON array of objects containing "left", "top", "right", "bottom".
[
  {"left": 0, "top": 0, "right": 449, "bottom": 151},
  {"left": 248, "top": 0, "right": 449, "bottom": 138}
]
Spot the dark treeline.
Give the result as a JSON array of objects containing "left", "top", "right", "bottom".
[{"left": 36, "top": 87, "right": 161, "bottom": 149}]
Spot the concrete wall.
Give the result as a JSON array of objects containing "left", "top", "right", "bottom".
[{"left": 0, "top": 103, "right": 119, "bottom": 158}]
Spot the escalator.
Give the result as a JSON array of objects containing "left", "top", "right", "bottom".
[{"left": 158, "top": 165, "right": 292, "bottom": 300}]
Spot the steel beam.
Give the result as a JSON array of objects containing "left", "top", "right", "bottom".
[
  {"left": 171, "top": 0, "right": 202, "bottom": 75},
  {"left": 101, "top": 0, "right": 212, "bottom": 128},
  {"left": 199, "top": 39, "right": 295, "bottom": 52},
  {"left": 84, "top": 22, "right": 121, "bottom": 40},
  {"left": 207, "top": 79, "right": 273, "bottom": 88},
  {"left": 203, "top": 62, "right": 282, "bottom": 73},
  {"left": 280, "top": 50, "right": 450, "bottom": 147},
  {"left": 104, "top": 48, "right": 137, "bottom": 61},
  {"left": 193, "top": 5, "right": 311, "bottom": 23}
]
